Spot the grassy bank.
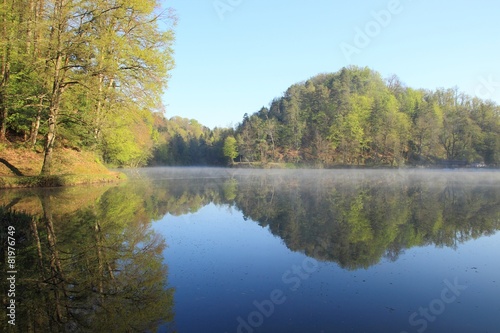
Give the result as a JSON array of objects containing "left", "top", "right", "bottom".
[{"left": 0, "top": 145, "right": 126, "bottom": 188}]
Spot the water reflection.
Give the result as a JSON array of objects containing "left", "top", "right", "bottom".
[
  {"left": 0, "top": 185, "right": 174, "bottom": 333},
  {"left": 1, "top": 168, "right": 499, "bottom": 332},
  {"left": 125, "top": 168, "right": 500, "bottom": 269},
  {"left": 239, "top": 171, "right": 500, "bottom": 268}
]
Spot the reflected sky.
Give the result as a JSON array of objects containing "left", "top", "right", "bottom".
[
  {"left": 154, "top": 202, "right": 499, "bottom": 333},
  {"left": 2, "top": 168, "right": 499, "bottom": 333},
  {"left": 145, "top": 168, "right": 500, "bottom": 333}
]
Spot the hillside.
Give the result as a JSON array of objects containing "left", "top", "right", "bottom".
[
  {"left": 231, "top": 66, "right": 500, "bottom": 167},
  {"left": 0, "top": 0, "right": 175, "bottom": 174},
  {"left": 0, "top": 145, "right": 124, "bottom": 188},
  {"left": 1, "top": 67, "right": 499, "bottom": 172}
]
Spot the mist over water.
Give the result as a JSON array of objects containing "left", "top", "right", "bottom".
[
  {"left": 126, "top": 166, "right": 500, "bottom": 187},
  {"left": 133, "top": 167, "right": 500, "bottom": 332},
  {"left": 2, "top": 167, "right": 499, "bottom": 333}
]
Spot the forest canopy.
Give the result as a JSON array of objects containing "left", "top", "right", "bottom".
[
  {"left": 0, "top": 0, "right": 176, "bottom": 172},
  {"left": 234, "top": 67, "right": 500, "bottom": 167},
  {"left": 1, "top": 2, "right": 498, "bottom": 174}
]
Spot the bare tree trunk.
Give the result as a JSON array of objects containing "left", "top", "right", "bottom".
[
  {"left": 29, "top": 0, "right": 45, "bottom": 148},
  {"left": 29, "top": 99, "right": 43, "bottom": 146},
  {"left": 0, "top": 89, "right": 7, "bottom": 141},
  {"left": 41, "top": 100, "right": 59, "bottom": 175},
  {"left": 41, "top": 0, "right": 65, "bottom": 175},
  {"left": 0, "top": 0, "right": 10, "bottom": 141},
  {"left": 34, "top": 0, "right": 44, "bottom": 58},
  {"left": 94, "top": 74, "right": 103, "bottom": 140},
  {"left": 26, "top": 0, "right": 35, "bottom": 53}
]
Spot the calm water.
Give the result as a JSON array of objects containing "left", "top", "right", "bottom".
[{"left": 1, "top": 168, "right": 500, "bottom": 333}]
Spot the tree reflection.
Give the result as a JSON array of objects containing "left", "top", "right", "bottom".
[
  {"left": 2, "top": 169, "right": 499, "bottom": 332},
  {"left": 0, "top": 187, "right": 174, "bottom": 333},
  {"left": 230, "top": 171, "right": 500, "bottom": 269},
  {"left": 97, "top": 169, "right": 500, "bottom": 270}
]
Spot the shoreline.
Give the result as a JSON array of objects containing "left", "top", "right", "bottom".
[
  {"left": 229, "top": 162, "right": 496, "bottom": 170},
  {"left": 0, "top": 172, "right": 127, "bottom": 189},
  {"left": 0, "top": 146, "right": 127, "bottom": 189}
]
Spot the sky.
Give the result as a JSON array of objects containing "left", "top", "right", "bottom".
[{"left": 161, "top": 0, "right": 500, "bottom": 129}]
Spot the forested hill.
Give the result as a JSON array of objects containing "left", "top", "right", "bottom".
[
  {"left": 0, "top": 3, "right": 497, "bottom": 170},
  {"left": 0, "top": 0, "right": 238, "bottom": 170},
  {"left": 1, "top": 6, "right": 499, "bottom": 174},
  {"left": 0, "top": 0, "right": 177, "bottom": 173},
  {"left": 232, "top": 67, "right": 500, "bottom": 167}
]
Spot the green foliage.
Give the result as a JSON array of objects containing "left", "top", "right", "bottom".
[
  {"left": 0, "top": 187, "right": 174, "bottom": 332},
  {"left": 228, "top": 170, "right": 500, "bottom": 269},
  {"left": 234, "top": 67, "right": 500, "bottom": 167},
  {"left": 150, "top": 115, "right": 231, "bottom": 166},
  {"left": 100, "top": 109, "right": 156, "bottom": 167},
  {"left": 0, "top": 0, "right": 176, "bottom": 170},
  {"left": 223, "top": 135, "right": 238, "bottom": 163}
]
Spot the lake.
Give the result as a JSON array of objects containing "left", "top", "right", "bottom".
[{"left": 1, "top": 168, "right": 499, "bottom": 333}]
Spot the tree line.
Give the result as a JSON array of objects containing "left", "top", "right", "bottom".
[
  {"left": 2, "top": 6, "right": 498, "bottom": 172},
  {"left": 230, "top": 66, "right": 500, "bottom": 167},
  {"left": 0, "top": 0, "right": 175, "bottom": 172},
  {"left": 149, "top": 66, "right": 500, "bottom": 168},
  {"left": 151, "top": 115, "right": 234, "bottom": 166}
]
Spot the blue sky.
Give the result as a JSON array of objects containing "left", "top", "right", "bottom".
[{"left": 162, "top": 0, "right": 500, "bottom": 129}]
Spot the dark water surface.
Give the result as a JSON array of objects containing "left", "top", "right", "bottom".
[{"left": 1, "top": 168, "right": 499, "bottom": 333}]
